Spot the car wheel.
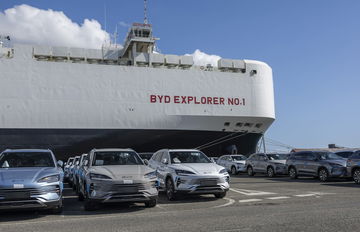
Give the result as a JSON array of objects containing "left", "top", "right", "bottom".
[
  {"left": 50, "top": 197, "right": 63, "bottom": 214},
  {"left": 289, "top": 167, "right": 298, "bottom": 179},
  {"left": 84, "top": 189, "right": 98, "bottom": 211},
  {"left": 166, "top": 178, "right": 176, "bottom": 201},
  {"left": 318, "top": 168, "right": 329, "bottom": 182},
  {"left": 267, "top": 167, "right": 275, "bottom": 178},
  {"left": 353, "top": 169, "right": 360, "bottom": 184},
  {"left": 145, "top": 199, "right": 157, "bottom": 207},
  {"left": 247, "top": 166, "right": 254, "bottom": 176},
  {"left": 78, "top": 191, "right": 85, "bottom": 201},
  {"left": 231, "top": 166, "right": 238, "bottom": 175},
  {"left": 214, "top": 192, "right": 226, "bottom": 198}
]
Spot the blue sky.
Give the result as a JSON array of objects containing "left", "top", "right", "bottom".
[{"left": 1, "top": 0, "right": 360, "bottom": 150}]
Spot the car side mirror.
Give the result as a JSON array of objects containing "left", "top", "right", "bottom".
[
  {"left": 143, "top": 159, "right": 149, "bottom": 165},
  {"left": 84, "top": 160, "right": 89, "bottom": 166},
  {"left": 161, "top": 158, "right": 168, "bottom": 164},
  {"left": 57, "top": 160, "right": 64, "bottom": 168}
]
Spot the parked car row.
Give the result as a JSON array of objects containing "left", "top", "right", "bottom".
[
  {"left": 216, "top": 150, "right": 360, "bottom": 183},
  {"left": 5, "top": 147, "right": 228, "bottom": 213}
]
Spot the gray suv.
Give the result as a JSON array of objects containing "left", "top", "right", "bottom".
[
  {"left": 342, "top": 150, "right": 360, "bottom": 184},
  {"left": 246, "top": 153, "right": 288, "bottom": 177},
  {"left": 286, "top": 151, "right": 346, "bottom": 181}
]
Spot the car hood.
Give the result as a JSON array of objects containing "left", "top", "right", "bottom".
[
  {"left": 0, "top": 167, "right": 59, "bottom": 185},
  {"left": 89, "top": 165, "right": 155, "bottom": 180},
  {"left": 268, "top": 160, "right": 287, "bottom": 165},
  {"left": 327, "top": 159, "right": 347, "bottom": 167},
  {"left": 171, "top": 163, "right": 223, "bottom": 175}
]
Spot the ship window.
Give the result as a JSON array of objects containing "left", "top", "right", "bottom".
[
  {"left": 255, "top": 123, "right": 263, "bottom": 128},
  {"left": 236, "top": 123, "right": 243, "bottom": 127},
  {"left": 224, "top": 122, "right": 230, "bottom": 127},
  {"left": 244, "top": 123, "right": 254, "bottom": 127}
]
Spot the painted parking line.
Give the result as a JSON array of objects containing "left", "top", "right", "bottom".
[
  {"left": 239, "top": 199, "right": 263, "bottom": 203},
  {"left": 266, "top": 196, "right": 291, "bottom": 200},
  {"left": 230, "top": 188, "right": 276, "bottom": 196},
  {"left": 211, "top": 197, "right": 235, "bottom": 209}
]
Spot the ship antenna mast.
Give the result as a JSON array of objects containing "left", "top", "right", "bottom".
[{"left": 144, "top": 0, "right": 148, "bottom": 24}]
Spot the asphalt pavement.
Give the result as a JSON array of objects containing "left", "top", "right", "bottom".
[{"left": 1, "top": 175, "right": 360, "bottom": 232}]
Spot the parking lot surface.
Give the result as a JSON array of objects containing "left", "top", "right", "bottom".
[{"left": 1, "top": 175, "right": 359, "bottom": 232}]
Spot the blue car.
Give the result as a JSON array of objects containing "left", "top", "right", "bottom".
[{"left": 0, "top": 149, "right": 64, "bottom": 213}]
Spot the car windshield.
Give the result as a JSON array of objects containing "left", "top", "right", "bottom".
[
  {"left": 231, "top": 155, "right": 246, "bottom": 161},
  {"left": 92, "top": 151, "right": 143, "bottom": 166},
  {"left": 67, "top": 158, "right": 74, "bottom": 165},
  {"left": 170, "top": 151, "right": 211, "bottom": 164},
  {"left": 0, "top": 152, "right": 55, "bottom": 168},
  {"left": 267, "top": 154, "right": 288, "bottom": 160},
  {"left": 318, "top": 152, "right": 343, "bottom": 160}
]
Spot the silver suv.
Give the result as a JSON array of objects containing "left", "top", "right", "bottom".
[
  {"left": 0, "top": 149, "right": 64, "bottom": 213},
  {"left": 286, "top": 151, "right": 346, "bottom": 181},
  {"left": 217, "top": 154, "right": 247, "bottom": 175},
  {"left": 246, "top": 153, "right": 288, "bottom": 177},
  {"left": 148, "top": 149, "right": 230, "bottom": 200},
  {"left": 80, "top": 148, "right": 158, "bottom": 210}
]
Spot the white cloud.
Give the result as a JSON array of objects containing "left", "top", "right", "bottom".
[
  {"left": 0, "top": 4, "right": 110, "bottom": 49},
  {"left": 185, "top": 49, "right": 221, "bottom": 67},
  {"left": 118, "top": 21, "right": 130, "bottom": 28}
]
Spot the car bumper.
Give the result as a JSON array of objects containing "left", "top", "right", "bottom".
[
  {"left": 173, "top": 175, "right": 230, "bottom": 194},
  {"left": 274, "top": 166, "right": 287, "bottom": 175},
  {"left": 88, "top": 181, "right": 158, "bottom": 203},
  {"left": 0, "top": 185, "right": 62, "bottom": 210}
]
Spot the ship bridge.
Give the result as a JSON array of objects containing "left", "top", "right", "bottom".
[{"left": 119, "top": 23, "right": 157, "bottom": 65}]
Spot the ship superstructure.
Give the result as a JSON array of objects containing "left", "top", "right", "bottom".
[{"left": 0, "top": 23, "right": 275, "bottom": 159}]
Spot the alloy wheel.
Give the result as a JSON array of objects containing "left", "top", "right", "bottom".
[
  {"left": 247, "top": 166, "right": 254, "bottom": 176},
  {"left": 353, "top": 169, "right": 360, "bottom": 184},
  {"left": 231, "top": 166, "right": 237, "bottom": 175},
  {"left": 267, "top": 167, "right": 274, "bottom": 177},
  {"left": 166, "top": 178, "right": 176, "bottom": 201},
  {"left": 319, "top": 169, "right": 328, "bottom": 182},
  {"left": 289, "top": 167, "right": 297, "bottom": 179}
]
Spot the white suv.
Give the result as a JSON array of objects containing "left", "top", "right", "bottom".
[{"left": 148, "top": 149, "right": 230, "bottom": 200}]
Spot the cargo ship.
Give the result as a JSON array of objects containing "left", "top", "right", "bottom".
[{"left": 0, "top": 22, "right": 275, "bottom": 159}]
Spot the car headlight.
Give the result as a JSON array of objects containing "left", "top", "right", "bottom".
[
  {"left": 90, "top": 173, "right": 112, "bottom": 180},
  {"left": 175, "top": 169, "right": 195, "bottom": 175},
  {"left": 144, "top": 171, "right": 157, "bottom": 179},
  {"left": 219, "top": 169, "right": 228, "bottom": 174},
  {"left": 38, "top": 174, "right": 60, "bottom": 183}
]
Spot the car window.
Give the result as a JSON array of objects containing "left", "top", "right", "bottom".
[
  {"left": 0, "top": 152, "right": 55, "bottom": 168},
  {"left": 259, "top": 155, "right": 267, "bottom": 161},
  {"left": 304, "top": 154, "right": 317, "bottom": 161},
  {"left": 351, "top": 151, "right": 360, "bottom": 159},
  {"left": 336, "top": 151, "right": 354, "bottom": 158},
  {"left": 267, "top": 154, "right": 288, "bottom": 160},
  {"left": 232, "top": 155, "right": 246, "bottom": 161},
  {"left": 318, "top": 152, "right": 343, "bottom": 160}
]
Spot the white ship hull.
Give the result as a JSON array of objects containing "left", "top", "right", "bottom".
[{"left": 0, "top": 44, "right": 275, "bottom": 158}]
